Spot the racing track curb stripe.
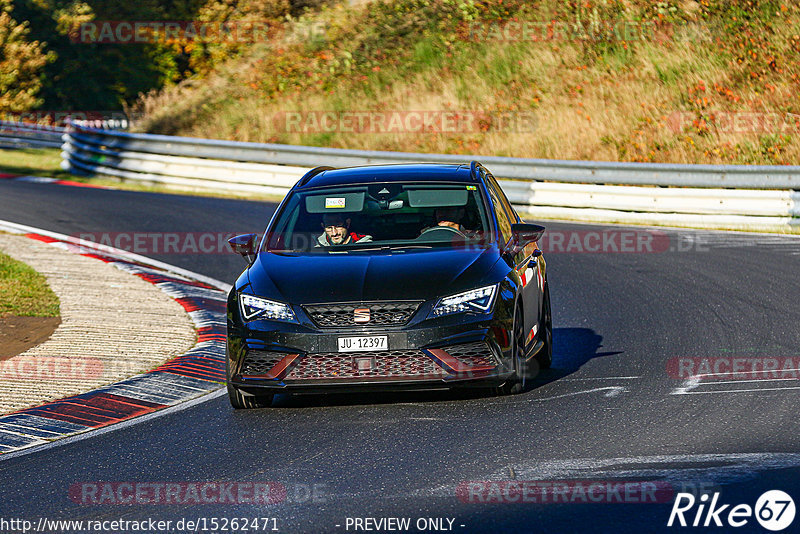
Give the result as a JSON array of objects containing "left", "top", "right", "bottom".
[
  {"left": 0, "top": 223, "right": 229, "bottom": 455},
  {"left": 0, "top": 173, "right": 110, "bottom": 188}
]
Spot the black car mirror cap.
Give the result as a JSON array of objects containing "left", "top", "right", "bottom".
[
  {"left": 228, "top": 233, "right": 258, "bottom": 264},
  {"left": 505, "top": 223, "right": 546, "bottom": 255}
]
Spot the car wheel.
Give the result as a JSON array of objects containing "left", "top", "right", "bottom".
[
  {"left": 227, "top": 382, "right": 274, "bottom": 409},
  {"left": 496, "top": 303, "right": 526, "bottom": 396},
  {"left": 535, "top": 282, "right": 553, "bottom": 370}
]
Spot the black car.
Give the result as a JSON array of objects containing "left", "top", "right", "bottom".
[{"left": 225, "top": 162, "right": 552, "bottom": 408}]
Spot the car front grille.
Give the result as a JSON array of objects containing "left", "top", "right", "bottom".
[
  {"left": 284, "top": 350, "right": 446, "bottom": 380},
  {"left": 302, "top": 301, "right": 422, "bottom": 328},
  {"left": 239, "top": 342, "right": 497, "bottom": 382},
  {"left": 441, "top": 341, "right": 497, "bottom": 368}
]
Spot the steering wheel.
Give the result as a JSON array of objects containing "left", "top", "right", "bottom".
[{"left": 419, "top": 225, "right": 467, "bottom": 240}]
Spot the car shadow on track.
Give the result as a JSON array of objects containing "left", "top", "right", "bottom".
[
  {"left": 525, "top": 326, "right": 624, "bottom": 390},
  {"left": 267, "top": 327, "right": 622, "bottom": 409}
]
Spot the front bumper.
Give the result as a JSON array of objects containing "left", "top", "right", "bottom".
[{"left": 227, "top": 315, "right": 513, "bottom": 395}]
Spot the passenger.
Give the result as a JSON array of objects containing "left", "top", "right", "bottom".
[
  {"left": 433, "top": 207, "right": 467, "bottom": 233},
  {"left": 420, "top": 207, "right": 469, "bottom": 237},
  {"left": 317, "top": 213, "right": 372, "bottom": 246}
]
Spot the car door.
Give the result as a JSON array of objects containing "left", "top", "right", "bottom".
[{"left": 486, "top": 175, "right": 542, "bottom": 345}]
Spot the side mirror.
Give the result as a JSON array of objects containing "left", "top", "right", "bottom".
[
  {"left": 506, "top": 223, "right": 545, "bottom": 255},
  {"left": 228, "top": 233, "right": 258, "bottom": 264}
]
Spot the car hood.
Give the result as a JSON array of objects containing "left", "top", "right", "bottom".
[{"left": 246, "top": 247, "right": 502, "bottom": 304}]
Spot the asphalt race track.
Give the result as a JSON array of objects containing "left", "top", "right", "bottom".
[{"left": 1, "top": 179, "right": 800, "bottom": 533}]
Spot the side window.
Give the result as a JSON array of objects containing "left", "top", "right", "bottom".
[
  {"left": 486, "top": 179, "right": 513, "bottom": 244},
  {"left": 488, "top": 175, "right": 519, "bottom": 224}
]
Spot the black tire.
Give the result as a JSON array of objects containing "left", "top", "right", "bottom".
[
  {"left": 227, "top": 382, "right": 274, "bottom": 409},
  {"left": 496, "top": 304, "right": 526, "bottom": 396},
  {"left": 535, "top": 282, "right": 553, "bottom": 370}
]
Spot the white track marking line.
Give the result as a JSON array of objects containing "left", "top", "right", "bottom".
[
  {"left": 561, "top": 376, "right": 640, "bottom": 381},
  {"left": 701, "top": 377, "right": 800, "bottom": 385},
  {"left": 695, "top": 368, "right": 800, "bottom": 379},
  {"left": 671, "top": 368, "right": 800, "bottom": 395},
  {"left": 671, "top": 376, "right": 701, "bottom": 395},
  {"left": 504, "top": 386, "right": 629, "bottom": 404},
  {"left": 675, "top": 386, "right": 800, "bottom": 395}
]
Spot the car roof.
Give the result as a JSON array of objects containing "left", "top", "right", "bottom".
[{"left": 296, "top": 163, "right": 476, "bottom": 189}]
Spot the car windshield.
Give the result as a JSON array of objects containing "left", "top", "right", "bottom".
[{"left": 265, "top": 182, "right": 492, "bottom": 253}]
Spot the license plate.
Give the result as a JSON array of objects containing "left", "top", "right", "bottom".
[{"left": 337, "top": 335, "right": 388, "bottom": 352}]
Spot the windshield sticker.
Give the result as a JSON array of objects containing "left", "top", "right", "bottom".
[
  {"left": 325, "top": 197, "right": 346, "bottom": 209},
  {"left": 466, "top": 185, "right": 477, "bottom": 190}
]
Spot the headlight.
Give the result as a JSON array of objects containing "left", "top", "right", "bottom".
[
  {"left": 430, "top": 284, "right": 498, "bottom": 317},
  {"left": 239, "top": 294, "right": 297, "bottom": 322}
]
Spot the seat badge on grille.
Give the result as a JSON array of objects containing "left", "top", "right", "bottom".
[{"left": 354, "top": 308, "right": 371, "bottom": 323}]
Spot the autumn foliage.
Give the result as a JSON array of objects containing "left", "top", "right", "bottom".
[{"left": 0, "top": 0, "right": 54, "bottom": 113}]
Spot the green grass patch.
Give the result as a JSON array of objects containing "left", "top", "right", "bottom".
[
  {"left": 412, "top": 38, "right": 445, "bottom": 69},
  {"left": 0, "top": 250, "right": 60, "bottom": 317},
  {"left": 0, "top": 148, "right": 73, "bottom": 180}
]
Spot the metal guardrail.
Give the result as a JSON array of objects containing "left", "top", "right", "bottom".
[
  {"left": 60, "top": 123, "right": 800, "bottom": 228},
  {"left": 0, "top": 121, "right": 65, "bottom": 149},
  {"left": 62, "top": 123, "right": 800, "bottom": 189}
]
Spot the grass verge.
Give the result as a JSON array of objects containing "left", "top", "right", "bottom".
[
  {"left": 0, "top": 249, "right": 60, "bottom": 317},
  {"left": 0, "top": 148, "right": 73, "bottom": 180}
]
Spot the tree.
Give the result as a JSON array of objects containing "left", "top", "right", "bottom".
[{"left": 0, "top": 0, "right": 54, "bottom": 113}]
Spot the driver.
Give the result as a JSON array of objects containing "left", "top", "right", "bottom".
[{"left": 317, "top": 213, "right": 372, "bottom": 246}]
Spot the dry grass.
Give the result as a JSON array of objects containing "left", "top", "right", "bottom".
[{"left": 130, "top": 0, "right": 800, "bottom": 165}]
